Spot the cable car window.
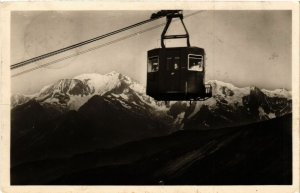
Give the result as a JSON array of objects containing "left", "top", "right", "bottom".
[
  {"left": 148, "top": 56, "right": 159, "bottom": 72},
  {"left": 188, "top": 55, "right": 203, "bottom": 72}
]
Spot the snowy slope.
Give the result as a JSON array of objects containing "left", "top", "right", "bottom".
[
  {"left": 74, "top": 71, "right": 121, "bottom": 95},
  {"left": 261, "top": 88, "right": 291, "bottom": 99}
]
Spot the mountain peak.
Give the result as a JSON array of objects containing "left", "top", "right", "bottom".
[{"left": 74, "top": 71, "right": 128, "bottom": 83}]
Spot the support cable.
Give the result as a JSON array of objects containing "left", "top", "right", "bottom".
[
  {"left": 11, "top": 14, "right": 166, "bottom": 70},
  {"left": 11, "top": 11, "right": 203, "bottom": 78}
]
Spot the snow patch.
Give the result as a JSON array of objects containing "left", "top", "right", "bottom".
[
  {"left": 119, "top": 93, "right": 129, "bottom": 100},
  {"left": 258, "top": 107, "right": 266, "bottom": 119},
  {"left": 258, "top": 107, "right": 276, "bottom": 119},
  {"left": 111, "top": 93, "right": 120, "bottom": 98},
  {"left": 119, "top": 100, "right": 132, "bottom": 109},
  {"left": 268, "top": 112, "right": 276, "bottom": 119},
  {"left": 175, "top": 112, "right": 185, "bottom": 128},
  {"left": 43, "top": 97, "right": 60, "bottom": 104}
]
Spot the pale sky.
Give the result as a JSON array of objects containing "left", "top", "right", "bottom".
[{"left": 11, "top": 10, "right": 291, "bottom": 94}]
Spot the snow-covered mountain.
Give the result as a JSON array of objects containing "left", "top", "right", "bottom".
[
  {"left": 12, "top": 71, "right": 166, "bottom": 111},
  {"left": 168, "top": 80, "right": 291, "bottom": 130},
  {"left": 11, "top": 71, "right": 292, "bottom": 127}
]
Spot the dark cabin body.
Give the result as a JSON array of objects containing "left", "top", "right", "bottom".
[{"left": 147, "top": 46, "right": 212, "bottom": 101}]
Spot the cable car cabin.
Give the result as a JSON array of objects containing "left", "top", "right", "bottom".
[
  {"left": 146, "top": 10, "right": 212, "bottom": 101},
  {"left": 146, "top": 47, "right": 212, "bottom": 101}
]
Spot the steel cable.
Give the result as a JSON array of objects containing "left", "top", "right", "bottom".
[{"left": 11, "top": 10, "right": 203, "bottom": 77}]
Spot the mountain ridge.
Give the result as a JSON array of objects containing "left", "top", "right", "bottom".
[
  {"left": 11, "top": 71, "right": 292, "bottom": 131},
  {"left": 11, "top": 71, "right": 291, "bottom": 110}
]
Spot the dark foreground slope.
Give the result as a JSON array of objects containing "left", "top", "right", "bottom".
[{"left": 11, "top": 114, "right": 292, "bottom": 185}]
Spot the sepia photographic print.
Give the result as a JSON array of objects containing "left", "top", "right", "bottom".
[{"left": 0, "top": 2, "right": 299, "bottom": 193}]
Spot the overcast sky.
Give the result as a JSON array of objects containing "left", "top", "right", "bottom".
[{"left": 11, "top": 10, "right": 291, "bottom": 94}]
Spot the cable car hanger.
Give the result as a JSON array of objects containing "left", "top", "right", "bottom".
[{"left": 160, "top": 10, "right": 190, "bottom": 48}]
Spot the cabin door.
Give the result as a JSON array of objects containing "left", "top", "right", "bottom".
[{"left": 165, "top": 56, "right": 181, "bottom": 92}]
